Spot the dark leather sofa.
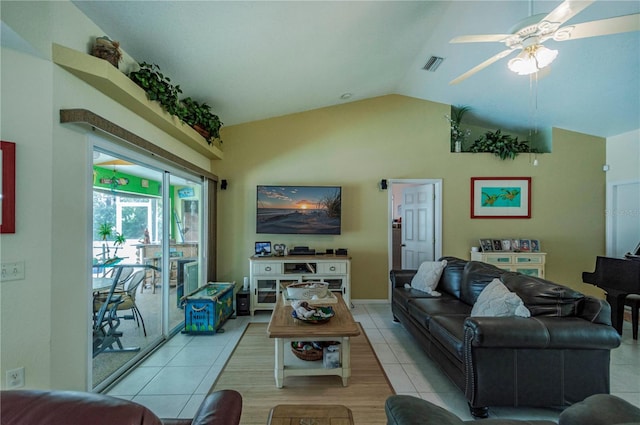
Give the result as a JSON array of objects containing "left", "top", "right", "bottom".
[
  {"left": 0, "top": 388, "right": 242, "bottom": 425},
  {"left": 385, "top": 393, "right": 640, "bottom": 425},
  {"left": 390, "top": 257, "right": 621, "bottom": 417}
]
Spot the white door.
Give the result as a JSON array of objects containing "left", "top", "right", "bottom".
[{"left": 402, "top": 184, "right": 435, "bottom": 269}]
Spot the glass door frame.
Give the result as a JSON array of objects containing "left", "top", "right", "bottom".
[{"left": 90, "top": 137, "right": 207, "bottom": 390}]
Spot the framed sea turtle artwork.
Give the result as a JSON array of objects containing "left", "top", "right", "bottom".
[{"left": 471, "top": 177, "right": 531, "bottom": 219}]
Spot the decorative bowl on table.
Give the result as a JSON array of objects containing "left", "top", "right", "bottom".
[
  {"left": 291, "top": 305, "right": 335, "bottom": 323},
  {"left": 286, "top": 282, "right": 329, "bottom": 300}
]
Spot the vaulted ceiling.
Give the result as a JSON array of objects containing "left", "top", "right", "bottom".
[{"left": 72, "top": 1, "right": 640, "bottom": 138}]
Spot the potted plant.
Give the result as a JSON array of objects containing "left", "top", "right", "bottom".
[
  {"left": 468, "top": 129, "right": 535, "bottom": 160},
  {"left": 97, "top": 222, "right": 114, "bottom": 263},
  {"left": 129, "top": 62, "right": 185, "bottom": 118},
  {"left": 128, "top": 62, "right": 224, "bottom": 146},
  {"left": 112, "top": 232, "right": 126, "bottom": 258},
  {"left": 445, "top": 105, "right": 471, "bottom": 152},
  {"left": 181, "top": 97, "right": 223, "bottom": 145}
]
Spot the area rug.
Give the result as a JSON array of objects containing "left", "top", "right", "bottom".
[{"left": 210, "top": 322, "right": 395, "bottom": 425}]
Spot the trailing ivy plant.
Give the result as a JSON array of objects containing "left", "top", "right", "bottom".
[
  {"left": 181, "top": 97, "right": 223, "bottom": 144},
  {"left": 129, "top": 63, "right": 223, "bottom": 145},
  {"left": 129, "top": 62, "right": 185, "bottom": 118},
  {"left": 468, "top": 129, "right": 535, "bottom": 160}
]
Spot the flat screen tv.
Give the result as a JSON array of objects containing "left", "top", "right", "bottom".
[{"left": 257, "top": 185, "right": 341, "bottom": 235}]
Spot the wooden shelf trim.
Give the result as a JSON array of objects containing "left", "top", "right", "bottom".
[
  {"left": 52, "top": 43, "right": 223, "bottom": 160},
  {"left": 60, "top": 108, "right": 218, "bottom": 181}
]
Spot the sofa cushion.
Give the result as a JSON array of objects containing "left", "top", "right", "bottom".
[
  {"left": 502, "top": 272, "right": 585, "bottom": 317},
  {"left": 471, "top": 278, "right": 531, "bottom": 318},
  {"left": 393, "top": 286, "right": 440, "bottom": 312},
  {"left": 407, "top": 296, "right": 471, "bottom": 328},
  {"left": 460, "top": 261, "right": 506, "bottom": 306},
  {"left": 428, "top": 314, "right": 467, "bottom": 361},
  {"left": 411, "top": 260, "right": 447, "bottom": 296},
  {"left": 437, "top": 256, "right": 467, "bottom": 298}
]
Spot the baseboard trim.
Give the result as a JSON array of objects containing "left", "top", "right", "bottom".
[{"left": 351, "top": 299, "right": 389, "bottom": 305}]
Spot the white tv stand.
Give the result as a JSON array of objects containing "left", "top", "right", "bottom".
[{"left": 249, "top": 255, "right": 351, "bottom": 315}]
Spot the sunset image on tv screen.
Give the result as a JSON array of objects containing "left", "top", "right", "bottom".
[{"left": 256, "top": 186, "right": 341, "bottom": 235}]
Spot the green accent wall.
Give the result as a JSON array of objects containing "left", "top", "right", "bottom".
[{"left": 93, "top": 166, "right": 162, "bottom": 197}]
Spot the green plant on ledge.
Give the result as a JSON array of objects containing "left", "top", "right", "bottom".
[
  {"left": 181, "top": 97, "right": 223, "bottom": 145},
  {"left": 469, "top": 129, "right": 535, "bottom": 160},
  {"left": 129, "top": 62, "right": 184, "bottom": 118},
  {"left": 445, "top": 105, "right": 471, "bottom": 152},
  {"left": 129, "top": 63, "right": 223, "bottom": 146}
]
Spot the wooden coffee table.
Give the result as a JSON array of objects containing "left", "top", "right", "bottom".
[
  {"left": 267, "top": 292, "right": 360, "bottom": 388},
  {"left": 267, "top": 404, "right": 354, "bottom": 425}
]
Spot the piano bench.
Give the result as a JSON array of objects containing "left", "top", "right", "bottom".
[{"left": 625, "top": 294, "right": 639, "bottom": 340}]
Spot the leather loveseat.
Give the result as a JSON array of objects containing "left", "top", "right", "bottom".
[
  {"left": 0, "top": 388, "right": 242, "bottom": 425},
  {"left": 390, "top": 257, "right": 621, "bottom": 418},
  {"left": 385, "top": 393, "right": 640, "bottom": 425}
]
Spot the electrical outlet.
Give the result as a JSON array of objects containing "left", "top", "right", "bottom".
[
  {"left": 6, "top": 367, "right": 25, "bottom": 389},
  {"left": 0, "top": 261, "right": 25, "bottom": 281}
]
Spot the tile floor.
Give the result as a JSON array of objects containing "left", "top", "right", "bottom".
[{"left": 106, "top": 302, "right": 640, "bottom": 422}]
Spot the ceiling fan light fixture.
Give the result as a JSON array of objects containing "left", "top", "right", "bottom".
[{"left": 507, "top": 44, "right": 558, "bottom": 75}]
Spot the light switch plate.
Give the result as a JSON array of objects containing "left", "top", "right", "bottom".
[{"left": 1, "top": 261, "right": 25, "bottom": 281}]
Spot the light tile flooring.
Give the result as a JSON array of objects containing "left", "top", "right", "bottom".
[{"left": 106, "top": 303, "right": 640, "bottom": 422}]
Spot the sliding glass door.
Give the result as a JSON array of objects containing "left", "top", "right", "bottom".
[
  {"left": 167, "top": 173, "right": 202, "bottom": 329},
  {"left": 91, "top": 145, "right": 204, "bottom": 390}
]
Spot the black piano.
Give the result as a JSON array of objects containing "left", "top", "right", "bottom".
[{"left": 582, "top": 255, "right": 640, "bottom": 335}]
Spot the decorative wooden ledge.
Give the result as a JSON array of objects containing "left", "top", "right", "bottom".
[
  {"left": 52, "top": 43, "right": 223, "bottom": 160},
  {"left": 60, "top": 109, "right": 218, "bottom": 181}
]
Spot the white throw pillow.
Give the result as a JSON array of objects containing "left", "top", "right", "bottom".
[
  {"left": 409, "top": 260, "right": 447, "bottom": 297},
  {"left": 471, "top": 278, "right": 531, "bottom": 318}
]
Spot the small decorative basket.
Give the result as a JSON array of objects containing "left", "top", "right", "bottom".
[{"left": 291, "top": 341, "right": 323, "bottom": 361}]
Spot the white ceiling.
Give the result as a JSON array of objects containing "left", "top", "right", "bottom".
[{"left": 71, "top": 0, "right": 640, "bottom": 138}]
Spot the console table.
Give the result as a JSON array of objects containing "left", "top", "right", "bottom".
[
  {"left": 249, "top": 255, "right": 351, "bottom": 315},
  {"left": 471, "top": 251, "right": 546, "bottom": 278}
]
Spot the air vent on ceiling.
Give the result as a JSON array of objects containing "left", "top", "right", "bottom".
[{"left": 423, "top": 56, "right": 444, "bottom": 72}]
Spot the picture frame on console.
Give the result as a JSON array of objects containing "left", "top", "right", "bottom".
[
  {"left": 255, "top": 241, "right": 272, "bottom": 256},
  {"left": 479, "top": 239, "right": 493, "bottom": 252},
  {"left": 471, "top": 177, "right": 531, "bottom": 219},
  {"left": 478, "top": 238, "right": 540, "bottom": 252}
]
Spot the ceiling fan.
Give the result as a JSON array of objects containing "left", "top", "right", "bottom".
[{"left": 449, "top": 0, "right": 640, "bottom": 85}]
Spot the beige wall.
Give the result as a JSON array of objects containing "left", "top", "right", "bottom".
[{"left": 216, "top": 94, "right": 607, "bottom": 300}]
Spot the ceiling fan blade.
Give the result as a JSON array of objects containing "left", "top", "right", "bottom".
[
  {"left": 449, "top": 49, "right": 516, "bottom": 85},
  {"left": 541, "top": 0, "right": 595, "bottom": 27},
  {"left": 450, "top": 34, "right": 512, "bottom": 44},
  {"left": 554, "top": 14, "right": 640, "bottom": 41}
]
